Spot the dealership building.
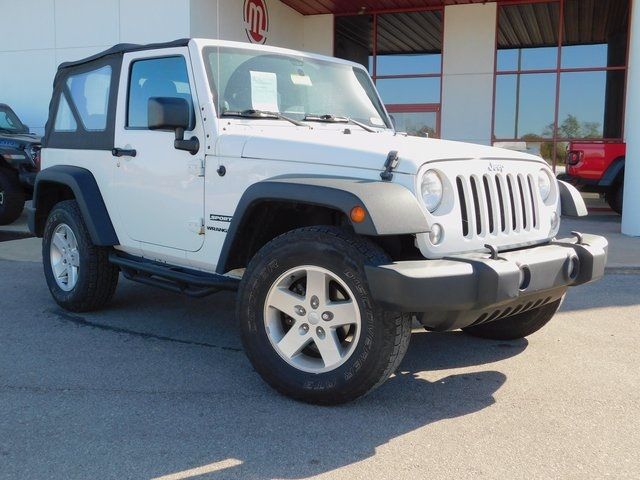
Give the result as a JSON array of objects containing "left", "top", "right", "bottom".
[{"left": 2, "top": 0, "right": 639, "bottom": 235}]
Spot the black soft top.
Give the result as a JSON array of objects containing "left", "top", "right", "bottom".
[{"left": 58, "top": 38, "right": 190, "bottom": 70}]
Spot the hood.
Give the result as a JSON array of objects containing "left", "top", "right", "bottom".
[
  {"left": 217, "top": 126, "right": 545, "bottom": 175},
  {"left": 0, "top": 132, "right": 41, "bottom": 148}
]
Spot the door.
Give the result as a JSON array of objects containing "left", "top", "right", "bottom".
[{"left": 113, "top": 49, "right": 205, "bottom": 252}]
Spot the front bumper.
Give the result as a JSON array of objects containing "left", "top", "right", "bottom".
[{"left": 365, "top": 234, "right": 608, "bottom": 331}]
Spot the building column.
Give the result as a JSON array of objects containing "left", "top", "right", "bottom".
[
  {"left": 440, "top": 3, "right": 497, "bottom": 145},
  {"left": 622, "top": 0, "right": 640, "bottom": 236}
]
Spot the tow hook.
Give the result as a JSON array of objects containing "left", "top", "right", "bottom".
[
  {"left": 571, "top": 231, "right": 589, "bottom": 246},
  {"left": 484, "top": 244, "right": 503, "bottom": 260}
]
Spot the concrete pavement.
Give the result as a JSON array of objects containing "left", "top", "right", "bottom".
[
  {"left": 0, "top": 200, "right": 638, "bottom": 479},
  {"left": 0, "top": 259, "right": 638, "bottom": 479}
]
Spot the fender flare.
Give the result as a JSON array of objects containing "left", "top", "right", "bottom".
[
  {"left": 216, "top": 175, "right": 429, "bottom": 274},
  {"left": 598, "top": 156, "right": 625, "bottom": 187},
  {"left": 558, "top": 180, "right": 588, "bottom": 217},
  {"left": 29, "top": 165, "right": 119, "bottom": 246}
]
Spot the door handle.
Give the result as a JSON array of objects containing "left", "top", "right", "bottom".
[{"left": 112, "top": 148, "right": 137, "bottom": 158}]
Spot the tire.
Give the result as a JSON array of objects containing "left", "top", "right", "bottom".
[
  {"left": 0, "top": 167, "right": 25, "bottom": 225},
  {"left": 43, "top": 200, "right": 119, "bottom": 312},
  {"left": 237, "top": 226, "right": 411, "bottom": 405},
  {"left": 605, "top": 182, "right": 623, "bottom": 215},
  {"left": 462, "top": 299, "right": 562, "bottom": 341}
]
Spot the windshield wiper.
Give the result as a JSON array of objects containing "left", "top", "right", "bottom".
[
  {"left": 221, "top": 109, "right": 310, "bottom": 128},
  {"left": 303, "top": 114, "right": 376, "bottom": 133}
]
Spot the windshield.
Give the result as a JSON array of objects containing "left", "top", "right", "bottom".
[
  {"left": 0, "top": 106, "right": 27, "bottom": 133},
  {"left": 204, "top": 47, "right": 391, "bottom": 129}
]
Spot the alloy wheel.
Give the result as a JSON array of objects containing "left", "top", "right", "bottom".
[
  {"left": 50, "top": 223, "right": 80, "bottom": 291},
  {"left": 263, "top": 265, "right": 362, "bottom": 373}
]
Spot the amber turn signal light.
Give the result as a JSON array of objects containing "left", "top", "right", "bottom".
[{"left": 350, "top": 206, "right": 367, "bottom": 223}]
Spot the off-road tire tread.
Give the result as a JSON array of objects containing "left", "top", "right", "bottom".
[
  {"left": 43, "top": 200, "right": 119, "bottom": 312},
  {"left": 238, "top": 226, "right": 411, "bottom": 405},
  {"left": 605, "top": 182, "right": 623, "bottom": 215},
  {"left": 0, "top": 167, "right": 25, "bottom": 225}
]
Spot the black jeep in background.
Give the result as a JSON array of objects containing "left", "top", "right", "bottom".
[{"left": 0, "top": 103, "right": 40, "bottom": 225}]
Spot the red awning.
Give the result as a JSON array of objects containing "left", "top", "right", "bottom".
[{"left": 281, "top": 0, "right": 488, "bottom": 16}]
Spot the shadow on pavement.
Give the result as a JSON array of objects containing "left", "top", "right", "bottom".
[
  {"left": 140, "top": 332, "right": 521, "bottom": 479},
  {"left": 2, "top": 261, "right": 526, "bottom": 479},
  {"left": 0, "top": 230, "right": 33, "bottom": 242}
]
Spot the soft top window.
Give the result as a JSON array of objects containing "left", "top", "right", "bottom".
[
  {"left": 45, "top": 55, "right": 120, "bottom": 150},
  {"left": 65, "top": 65, "right": 112, "bottom": 131}
]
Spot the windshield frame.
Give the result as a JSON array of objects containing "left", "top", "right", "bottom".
[
  {"left": 0, "top": 105, "right": 28, "bottom": 134},
  {"left": 201, "top": 45, "right": 393, "bottom": 131}
]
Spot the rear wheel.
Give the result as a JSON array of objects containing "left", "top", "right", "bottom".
[
  {"left": 43, "top": 200, "right": 119, "bottom": 312},
  {"left": 605, "top": 182, "right": 623, "bottom": 215},
  {"left": 0, "top": 168, "right": 25, "bottom": 225},
  {"left": 462, "top": 299, "right": 562, "bottom": 341},
  {"left": 238, "top": 226, "right": 411, "bottom": 405}
]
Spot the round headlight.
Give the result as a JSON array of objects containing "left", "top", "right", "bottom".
[
  {"left": 538, "top": 169, "right": 552, "bottom": 201},
  {"left": 421, "top": 170, "right": 444, "bottom": 212}
]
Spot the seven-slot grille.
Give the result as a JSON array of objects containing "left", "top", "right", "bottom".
[{"left": 455, "top": 172, "right": 540, "bottom": 238}]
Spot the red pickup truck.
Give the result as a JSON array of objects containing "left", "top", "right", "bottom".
[{"left": 559, "top": 141, "right": 625, "bottom": 214}]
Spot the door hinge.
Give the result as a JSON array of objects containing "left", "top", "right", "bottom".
[
  {"left": 189, "top": 158, "right": 205, "bottom": 177},
  {"left": 188, "top": 218, "right": 205, "bottom": 235}
]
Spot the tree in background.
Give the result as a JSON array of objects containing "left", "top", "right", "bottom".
[{"left": 522, "top": 115, "right": 602, "bottom": 164}]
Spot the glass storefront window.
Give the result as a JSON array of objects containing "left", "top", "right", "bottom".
[
  {"left": 390, "top": 111, "right": 438, "bottom": 138},
  {"left": 562, "top": 0, "right": 629, "bottom": 69},
  {"left": 561, "top": 44, "right": 608, "bottom": 69},
  {"left": 376, "top": 77, "right": 440, "bottom": 105},
  {"left": 334, "top": 15, "right": 373, "bottom": 73},
  {"left": 494, "top": 73, "right": 557, "bottom": 140},
  {"left": 497, "top": 47, "right": 558, "bottom": 72},
  {"left": 376, "top": 11, "right": 442, "bottom": 76},
  {"left": 494, "top": 0, "right": 629, "bottom": 167},
  {"left": 335, "top": 9, "right": 444, "bottom": 137},
  {"left": 376, "top": 54, "right": 441, "bottom": 76},
  {"left": 496, "top": 2, "right": 560, "bottom": 72},
  {"left": 558, "top": 70, "right": 625, "bottom": 139}
]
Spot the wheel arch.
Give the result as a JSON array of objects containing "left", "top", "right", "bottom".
[
  {"left": 29, "top": 165, "right": 119, "bottom": 246},
  {"left": 599, "top": 156, "right": 625, "bottom": 188},
  {"left": 215, "top": 175, "right": 429, "bottom": 274}
]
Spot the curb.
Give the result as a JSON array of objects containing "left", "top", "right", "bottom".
[{"left": 605, "top": 266, "right": 640, "bottom": 275}]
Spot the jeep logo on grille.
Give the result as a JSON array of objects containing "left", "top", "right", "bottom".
[
  {"left": 244, "top": 0, "right": 269, "bottom": 44},
  {"left": 488, "top": 162, "right": 504, "bottom": 173}
]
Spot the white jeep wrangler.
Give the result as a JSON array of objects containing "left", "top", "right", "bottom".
[{"left": 29, "top": 39, "right": 607, "bottom": 404}]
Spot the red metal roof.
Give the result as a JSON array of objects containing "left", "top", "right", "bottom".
[{"left": 281, "top": 0, "right": 487, "bottom": 16}]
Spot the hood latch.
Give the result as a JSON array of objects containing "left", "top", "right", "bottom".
[{"left": 380, "top": 150, "right": 399, "bottom": 181}]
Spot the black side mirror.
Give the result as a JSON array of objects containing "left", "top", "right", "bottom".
[{"left": 148, "top": 97, "right": 199, "bottom": 155}]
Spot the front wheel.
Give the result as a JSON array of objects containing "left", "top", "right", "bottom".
[
  {"left": 605, "top": 182, "right": 623, "bottom": 215},
  {"left": 43, "top": 200, "right": 119, "bottom": 312},
  {"left": 0, "top": 168, "right": 25, "bottom": 225},
  {"left": 462, "top": 299, "right": 562, "bottom": 341},
  {"left": 237, "top": 226, "right": 411, "bottom": 405}
]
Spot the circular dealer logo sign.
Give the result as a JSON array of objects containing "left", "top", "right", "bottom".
[{"left": 244, "top": 0, "right": 269, "bottom": 44}]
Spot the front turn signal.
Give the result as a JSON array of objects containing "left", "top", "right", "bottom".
[{"left": 350, "top": 206, "right": 367, "bottom": 223}]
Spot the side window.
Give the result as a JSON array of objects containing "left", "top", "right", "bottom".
[
  {"left": 127, "top": 56, "right": 194, "bottom": 129},
  {"left": 53, "top": 65, "right": 111, "bottom": 133},
  {"left": 54, "top": 96, "right": 78, "bottom": 132},
  {"left": 65, "top": 66, "right": 112, "bottom": 131}
]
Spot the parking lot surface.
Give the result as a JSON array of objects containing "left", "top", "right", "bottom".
[{"left": 1, "top": 255, "right": 639, "bottom": 479}]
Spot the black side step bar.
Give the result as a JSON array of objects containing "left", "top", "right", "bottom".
[{"left": 109, "top": 253, "right": 240, "bottom": 298}]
